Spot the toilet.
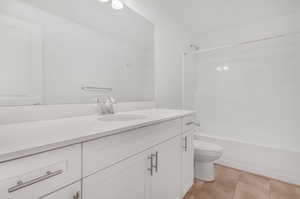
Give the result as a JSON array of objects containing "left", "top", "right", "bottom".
[{"left": 194, "top": 139, "right": 223, "bottom": 181}]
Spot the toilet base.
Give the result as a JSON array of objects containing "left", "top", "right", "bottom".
[{"left": 194, "top": 161, "right": 215, "bottom": 182}]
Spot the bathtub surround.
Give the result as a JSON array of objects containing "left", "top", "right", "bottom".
[{"left": 191, "top": 12, "right": 300, "bottom": 151}]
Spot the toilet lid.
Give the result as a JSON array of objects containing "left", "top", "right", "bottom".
[{"left": 194, "top": 140, "right": 222, "bottom": 152}]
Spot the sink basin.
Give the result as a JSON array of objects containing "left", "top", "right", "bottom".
[{"left": 98, "top": 114, "right": 147, "bottom": 122}]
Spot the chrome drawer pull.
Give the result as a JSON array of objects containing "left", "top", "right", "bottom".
[
  {"left": 184, "top": 136, "right": 188, "bottom": 152},
  {"left": 73, "top": 191, "right": 80, "bottom": 199},
  {"left": 148, "top": 155, "right": 154, "bottom": 176},
  {"left": 8, "top": 170, "right": 63, "bottom": 193},
  {"left": 153, "top": 151, "right": 158, "bottom": 173}
]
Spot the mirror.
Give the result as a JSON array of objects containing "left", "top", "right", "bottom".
[{"left": 0, "top": 0, "right": 154, "bottom": 106}]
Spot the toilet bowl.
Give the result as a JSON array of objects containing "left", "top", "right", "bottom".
[{"left": 194, "top": 140, "right": 223, "bottom": 181}]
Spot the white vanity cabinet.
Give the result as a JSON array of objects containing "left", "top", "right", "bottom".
[{"left": 0, "top": 112, "right": 195, "bottom": 199}]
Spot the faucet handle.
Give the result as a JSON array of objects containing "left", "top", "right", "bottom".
[
  {"left": 109, "top": 97, "right": 116, "bottom": 104},
  {"left": 96, "top": 96, "right": 106, "bottom": 104}
]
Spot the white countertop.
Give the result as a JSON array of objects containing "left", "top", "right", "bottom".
[{"left": 0, "top": 109, "right": 195, "bottom": 163}]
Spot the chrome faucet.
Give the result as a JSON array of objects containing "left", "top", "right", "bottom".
[
  {"left": 81, "top": 86, "right": 116, "bottom": 115},
  {"left": 97, "top": 96, "right": 117, "bottom": 115}
]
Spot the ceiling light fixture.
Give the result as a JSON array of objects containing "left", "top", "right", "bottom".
[
  {"left": 111, "top": 0, "right": 124, "bottom": 10},
  {"left": 98, "top": 0, "right": 110, "bottom": 2}
]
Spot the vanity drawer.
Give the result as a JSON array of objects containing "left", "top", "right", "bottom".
[
  {"left": 0, "top": 144, "right": 81, "bottom": 199},
  {"left": 82, "top": 119, "right": 181, "bottom": 177},
  {"left": 182, "top": 115, "right": 196, "bottom": 132}
]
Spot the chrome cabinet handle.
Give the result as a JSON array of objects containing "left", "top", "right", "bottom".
[
  {"left": 148, "top": 155, "right": 154, "bottom": 176},
  {"left": 73, "top": 191, "right": 80, "bottom": 199},
  {"left": 184, "top": 136, "right": 188, "bottom": 152},
  {"left": 8, "top": 170, "right": 63, "bottom": 193},
  {"left": 153, "top": 152, "right": 158, "bottom": 173}
]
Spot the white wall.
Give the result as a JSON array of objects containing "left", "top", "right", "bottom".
[
  {"left": 191, "top": 12, "right": 300, "bottom": 152},
  {"left": 125, "top": 0, "right": 193, "bottom": 109},
  {"left": 183, "top": 54, "right": 197, "bottom": 110}
]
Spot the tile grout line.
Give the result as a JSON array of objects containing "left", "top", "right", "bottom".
[
  {"left": 268, "top": 179, "right": 271, "bottom": 199},
  {"left": 231, "top": 171, "right": 241, "bottom": 199}
]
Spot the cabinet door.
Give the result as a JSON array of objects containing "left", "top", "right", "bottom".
[
  {"left": 0, "top": 145, "right": 81, "bottom": 199},
  {"left": 41, "top": 182, "right": 81, "bottom": 199},
  {"left": 150, "top": 136, "right": 182, "bottom": 199},
  {"left": 83, "top": 151, "right": 151, "bottom": 199},
  {"left": 181, "top": 131, "right": 194, "bottom": 197}
]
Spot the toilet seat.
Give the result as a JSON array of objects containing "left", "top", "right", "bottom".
[{"left": 194, "top": 140, "right": 222, "bottom": 157}]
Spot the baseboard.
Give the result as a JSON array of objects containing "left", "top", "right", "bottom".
[{"left": 195, "top": 133, "right": 300, "bottom": 185}]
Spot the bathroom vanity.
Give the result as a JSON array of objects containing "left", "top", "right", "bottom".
[{"left": 0, "top": 109, "right": 195, "bottom": 199}]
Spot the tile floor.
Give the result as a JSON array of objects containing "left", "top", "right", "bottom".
[{"left": 184, "top": 164, "right": 300, "bottom": 199}]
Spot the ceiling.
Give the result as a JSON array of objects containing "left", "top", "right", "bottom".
[{"left": 146, "top": 0, "right": 299, "bottom": 36}]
